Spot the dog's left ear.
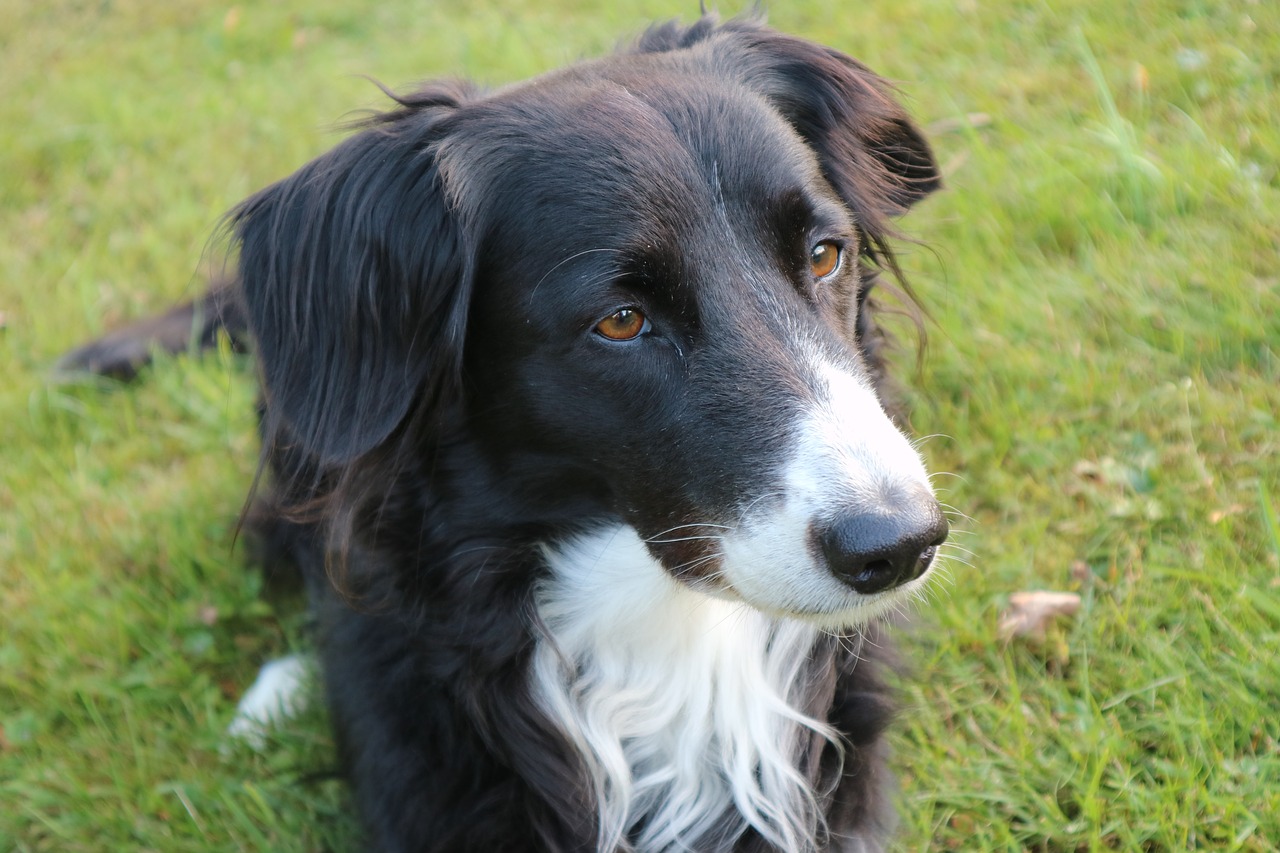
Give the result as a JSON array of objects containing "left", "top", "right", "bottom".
[
  {"left": 735, "top": 24, "right": 940, "bottom": 235},
  {"left": 644, "top": 19, "right": 940, "bottom": 237}
]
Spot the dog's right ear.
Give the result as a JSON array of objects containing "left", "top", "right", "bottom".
[{"left": 232, "top": 85, "right": 472, "bottom": 464}]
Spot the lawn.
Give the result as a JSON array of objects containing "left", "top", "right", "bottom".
[{"left": 1, "top": 0, "right": 1277, "bottom": 850}]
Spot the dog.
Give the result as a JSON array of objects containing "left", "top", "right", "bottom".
[{"left": 62, "top": 14, "right": 948, "bottom": 852}]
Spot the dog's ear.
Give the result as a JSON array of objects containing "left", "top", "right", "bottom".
[
  {"left": 641, "top": 18, "right": 940, "bottom": 238},
  {"left": 231, "top": 86, "right": 472, "bottom": 464},
  {"left": 744, "top": 28, "right": 941, "bottom": 220}
]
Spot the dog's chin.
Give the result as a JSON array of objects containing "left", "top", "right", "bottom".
[{"left": 680, "top": 563, "right": 935, "bottom": 631}]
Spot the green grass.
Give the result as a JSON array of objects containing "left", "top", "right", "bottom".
[{"left": 2, "top": 0, "right": 1277, "bottom": 850}]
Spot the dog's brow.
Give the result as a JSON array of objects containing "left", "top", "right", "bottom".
[{"left": 529, "top": 247, "right": 621, "bottom": 305}]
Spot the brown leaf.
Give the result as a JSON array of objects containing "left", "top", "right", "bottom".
[{"left": 999, "top": 591, "right": 1082, "bottom": 642}]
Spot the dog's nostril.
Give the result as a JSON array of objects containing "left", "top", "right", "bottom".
[
  {"left": 853, "top": 558, "right": 896, "bottom": 593},
  {"left": 820, "top": 500, "right": 948, "bottom": 595}
]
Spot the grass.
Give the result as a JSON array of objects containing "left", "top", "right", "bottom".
[{"left": 1, "top": 0, "right": 1276, "bottom": 850}]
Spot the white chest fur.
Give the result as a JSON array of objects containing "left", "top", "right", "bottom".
[{"left": 533, "top": 526, "right": 836, "bottom": 852}]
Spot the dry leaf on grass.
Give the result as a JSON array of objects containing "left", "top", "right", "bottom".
[{"left": 998, "top": 591, "right": 1082, "bottom": 642}]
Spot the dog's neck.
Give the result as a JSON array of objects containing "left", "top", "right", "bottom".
[{"left": 533, "top": 525, "right": 837, "bottom": 852}]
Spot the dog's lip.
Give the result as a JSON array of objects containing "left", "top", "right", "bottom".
[
  {"left": 709, "top": 566, "right": 935, "bottom": 623},
  {"left": 682, "top": 575, "right": 741, "bottom": 602}
]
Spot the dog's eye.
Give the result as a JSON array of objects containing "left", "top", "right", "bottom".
[
  {"left": 809, "top": 241, "right": 842, "bottom": 279},
  {"left": 595, "top": 308, "right": 649, "bottom": 341}
]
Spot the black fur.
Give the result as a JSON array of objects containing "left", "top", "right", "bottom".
[{"left": 63, "top": 16, "right": 942, "bottom": 852}]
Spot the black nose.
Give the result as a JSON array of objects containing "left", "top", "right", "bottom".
[{"left": 818, "top": 496, "right": 949, "bottom": 594}]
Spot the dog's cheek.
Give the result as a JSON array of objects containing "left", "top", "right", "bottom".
[
  {"left": 630, "top": 500, "right": 731, "bottom": 588},
  {"left": 476, "top": 345, "right": 679, "bottom": 479}
]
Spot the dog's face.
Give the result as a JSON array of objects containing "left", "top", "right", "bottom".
[{"left": 233, "top": 20, "right": 946, "bottom": 628}]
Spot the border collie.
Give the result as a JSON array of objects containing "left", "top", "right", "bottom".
[{"left": 63, "top": 15, "right": 948, "bottom": 852}]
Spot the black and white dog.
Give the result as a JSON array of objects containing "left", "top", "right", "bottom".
[{"left": 65, "top": 15, "right": 949, "bottom": 852}]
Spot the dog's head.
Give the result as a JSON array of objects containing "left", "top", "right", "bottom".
[{"left": 233, "top": 17, "right": 946, "bottom": 628}]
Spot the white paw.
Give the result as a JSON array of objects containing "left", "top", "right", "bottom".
[{"left": 225, "top": 654, "right": 311, "bottom": 750}]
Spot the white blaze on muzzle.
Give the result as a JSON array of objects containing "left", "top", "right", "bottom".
[{"left": 718, "top": 351, "right": 941, "bottom": 628}]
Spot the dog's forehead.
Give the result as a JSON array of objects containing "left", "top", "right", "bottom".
[{"left": 437, "top": 62, "right": 826, "bottom": 240}]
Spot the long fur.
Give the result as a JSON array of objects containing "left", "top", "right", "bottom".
[
  {"left": 64, "top": 15, "right": 948, "bottom": 852},
  {"left": 534, "top": 528, "right": 837, "bottom": 852}
]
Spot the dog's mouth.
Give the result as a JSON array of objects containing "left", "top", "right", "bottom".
[{"left": 641, "top": 504, "right": 947, "bottom": 627}]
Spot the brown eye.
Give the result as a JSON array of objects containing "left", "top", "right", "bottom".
[
  {"left": 595, "top": 308, "right": 649, "bottom": 341},
  {"left": 809, "top": 241, "right": 842, "bottom": 279}
]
